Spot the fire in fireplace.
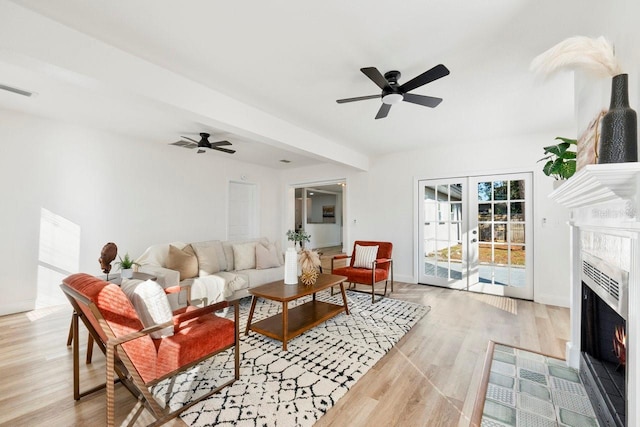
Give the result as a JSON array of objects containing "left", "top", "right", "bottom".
[{"left": 580, "top": 251, "right": 628, "bottom": 427}]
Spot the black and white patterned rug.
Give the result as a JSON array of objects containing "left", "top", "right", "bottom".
[{"left": 152, "top": 290, "right": 430, "bottom": 426}]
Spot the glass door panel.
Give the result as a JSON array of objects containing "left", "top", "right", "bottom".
[
  {"left": 468, "top": 174, "right": 532, "bottom": 299},
  {"left": 419, "top": 178, "right": 467, "bottom": 288}
]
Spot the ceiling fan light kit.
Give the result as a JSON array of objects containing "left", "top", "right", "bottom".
[{"left": 337, "top": 64, "right": 450, "bottom": 119}]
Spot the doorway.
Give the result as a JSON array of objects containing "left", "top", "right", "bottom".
[
  {"left": 228, "top": 181, "right": 258, "bottom": 241},
  {"left": 417, "top": 172, "right": 533, "bottom": 299},
  {"left": 291, "top": 181, "right": 345, "bottom": 251}
]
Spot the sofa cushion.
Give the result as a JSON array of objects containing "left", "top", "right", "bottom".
[
  {"left": 121, "top": 279, "right": 174, "bottom": 339},
  {"left": 166, "top": 244, "right": 198, "bottom": 280},
  {"left": 256, "top": 242, "right": 281, "bottom": 269},
  {"left": 135, "top": 241, "right": 187, "bottom": 268},
  {"left": 353, "top": 244, "right": 379, "bottom": 269},
  {"left": 191, "top": 240, "right": 222, "bottom": 275},
  {"left": 232, "top": 242, "right": 257, "bottom": 271}
]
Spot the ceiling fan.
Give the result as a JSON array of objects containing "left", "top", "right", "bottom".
[
  {"left": 336, "top": 64, "right": 450, "bottom": 119},
  {"left": 170, "top": 132, "right": 236, "bottom": 154}
]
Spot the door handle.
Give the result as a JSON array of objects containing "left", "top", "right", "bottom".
[{"left": 471, "top": 238, "right": 477, "bottom": 243}]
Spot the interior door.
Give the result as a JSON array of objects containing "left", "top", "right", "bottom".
[
  {"left": 418, "top": 178, "right": 467, "bottom": 288},
  {"left": 418, "top": 173, "right": 533, "bottom": 299}
]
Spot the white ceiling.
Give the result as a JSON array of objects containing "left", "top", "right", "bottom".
[{"left": 2, "top": 0, "right": 609, "bottom": 169}]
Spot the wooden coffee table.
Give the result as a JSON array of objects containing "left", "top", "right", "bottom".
[{"left": 245, "top": 273, "right": 349, "bottom": 350}]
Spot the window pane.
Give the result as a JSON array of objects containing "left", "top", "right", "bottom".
[
  {"left": 479, "top": 243, "right": 492, "bottom": 263},
  {"left": 493, "top": 224, "right": 507, "bottom": 242},
  {"left": 493, "top": 181, "right": 507, "bottom": 200},
  {"left": 450, "top": 202, "right": 462, "bottom": 221},
  {"left": 511, "top": 244, "right": 526, "bottom": 266},
  {"left": 494, "top": 244, "right": 509, "bottom": 264},
  {"left": 510, "top": 180, "right": 525, "bottom": 200},
  {"left": 478, "top": 182, "right": 492, "bottom": 201},
  {"left": 510, "top": 202, "right": 524, "bottom": 221},
  {"left": 437, "top": 185, "right": 448, "bottom": 201},
  {"left": 478, "top": 203, "right": 491, "bottom": 221},
  {"left": 509, "top": 224, "right": 525, "bottom": 244},
  {"left": 450, "top": 184, "right": 463, "bottom": 201},
  {"left": 424, "top": 185, "right": 436, "bottom": 201},
  {"left": 494, "top": 203, "right": 507, "bottom": 221},
  {"left": 479, "top": 223, "right": 492, "bottom": 242}
]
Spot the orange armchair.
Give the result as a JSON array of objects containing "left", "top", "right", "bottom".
[
  {"left": 331, "top": 241, "right": 393, "bottom": 303},
  {"left": 61, "top": 273, "right": 240, "bottom": 427}
]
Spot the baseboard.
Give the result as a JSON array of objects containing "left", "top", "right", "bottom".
[
  {"left": 393, "top": 273, "right": 414, "bottom": 283},
  {"left": 0, "top": 299, "right": 35, "bottom": 316},
  {"left": 534, "top": 292, "right": 569, "bottom": 308}
]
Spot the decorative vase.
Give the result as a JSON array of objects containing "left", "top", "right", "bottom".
[
  {"left": 121, "top": 268, "right": 133, "bottom": 279},
  {"left": 284, "top": 247, "right": 298, "bottom": 285},
  {"left": 598, "top": 74, "right": 638, "bottom": 164}
]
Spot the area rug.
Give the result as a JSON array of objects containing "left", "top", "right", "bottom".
[
  {"left": 471, "top": 342, "right": 599, "bottom": 427},
  {"left": 152, "top": 289, "right": 430, "bottom": 426}
]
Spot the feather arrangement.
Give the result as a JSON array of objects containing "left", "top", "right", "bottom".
[
  {"left": 530, "top": 36, "right": 621, "bottom": 78},
  {"left": 299, "top": 249, "right": 321, "bottom": 272}
]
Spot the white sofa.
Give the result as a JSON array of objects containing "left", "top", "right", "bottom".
[{"left": 135, "top": 237, "right": 284, "bottom": 309}]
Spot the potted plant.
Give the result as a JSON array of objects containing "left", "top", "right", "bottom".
[
  {"left": 114, "top": 253, "right": 140, "bottom": 279},
  {"left": 538, "top": 137, "right": 577, "bottom": 180},
  {"left": 286, "top": 229, "right": 311, "bottom": 249}
]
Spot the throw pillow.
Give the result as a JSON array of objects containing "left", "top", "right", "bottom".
[
  {"left": 120, "top": 279, "right": 174, "bottom": 339},
  {"left": 191, "top": 241, "right": 221, "bottom": 275},
  {"left": 353, "top": 244, "right": 379, "bottom": 269},
  {"left": 166, "top": 244, "right": 198, "bottom": 281},
  {"left": 232, "top": 242, "right": 257, "bottom": 271},
  {"left": 256, "top": 242, "right": 281, "bottom": 269}
]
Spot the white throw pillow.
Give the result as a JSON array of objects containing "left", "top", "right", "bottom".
[
  {"left": 256, "top": 242, "right": 281, "bottom": 269},
  {"left": 191, "top": 241, "right": 221, "bottom": 275},
  {"left": 353, "top": 244, "right": 379, "bottom": 269},
  {"left": 232, "top": 242, "right": 257, "bottom": 271},
  {"left": 121, "top": 279, "right": 174, "bottom": 339}
]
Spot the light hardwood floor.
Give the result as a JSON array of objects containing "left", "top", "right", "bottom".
[{"left": 0, "top": 283, "right": 569, "bottom": 426}]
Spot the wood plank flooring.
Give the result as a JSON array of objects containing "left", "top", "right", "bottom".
[{"left": 0, "top": 283, "right": 569, "bottom": 426}]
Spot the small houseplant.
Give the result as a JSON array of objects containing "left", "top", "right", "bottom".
[
  {"left": 538, "top": 137, "right": 577, "bottom": 180},
  {"left": 286, "top": 229, "right": 311, "bottom": 249},
  {"left": 114, "top": 253, "right": 140, "bottom": 279}
]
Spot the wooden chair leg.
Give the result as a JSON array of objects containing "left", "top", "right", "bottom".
[
  {"left": 67, "top": 315, "right": 74, "bottom": 346},
  {"left": 86, "top": 334, "right": 94, "bottom": 364}
]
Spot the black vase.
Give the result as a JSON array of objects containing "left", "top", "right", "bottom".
[{"left": 598, "top": 74, "right": 638, "bottom": 163}]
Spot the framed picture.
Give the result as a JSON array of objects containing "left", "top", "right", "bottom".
[
  {"left": 577, "top": 110, "right": 606, "bottom": 171},
  {"left": 322, "top": 205, "right": 335, "bottom": 217}
]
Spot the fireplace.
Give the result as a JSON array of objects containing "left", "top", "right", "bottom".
[
  {"left": 580, "top": 251, "right": 628, "bottom": 427},
  {"left": 549, "top": 163, "right": 640, "bottom": 427}
]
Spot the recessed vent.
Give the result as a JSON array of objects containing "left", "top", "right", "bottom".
[
  {"left": 0, "top": 83, "right": 35, "bottom": 97},
  {"left": 582, "top": 260, "right": 620, "bottom": 302}
]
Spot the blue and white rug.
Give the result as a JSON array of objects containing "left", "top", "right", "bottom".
[{"left": 152, "top": 290, "right": 430, "bottom": 426}]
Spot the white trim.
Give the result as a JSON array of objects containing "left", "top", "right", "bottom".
[{"left": 0, "top": 299, "right": 35, "bottom": 316}]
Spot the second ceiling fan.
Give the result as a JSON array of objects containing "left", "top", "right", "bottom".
[{"left": 336, "top": 64, "right": 450, "bottom": 119}]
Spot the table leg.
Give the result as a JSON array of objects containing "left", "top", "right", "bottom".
[
  {"left": 245, "top": 296, "right": 258, "bottom": 335},
  {"left": 340, "top": 282, "right": 350, "bottom": 315},
  {"left": 282, "top": 301, "right": 288, "bottom": 351}
]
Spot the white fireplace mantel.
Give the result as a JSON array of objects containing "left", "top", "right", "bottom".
[
  {"left": 549, "top": 162, "right": 640, "bottom": 426},
  {"left": 550, "top": 163, "right": 640, "bottom": 209}
]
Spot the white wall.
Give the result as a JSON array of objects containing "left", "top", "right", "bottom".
[
  {"left": 282, "top": 130, "right": 573, "bottom": 306},
  {"left": 0, "top": 110, "right": 282, "bottom": 315}
]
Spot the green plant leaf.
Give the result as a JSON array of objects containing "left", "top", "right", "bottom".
[
  {"left": 555, "top": 136, "right": 577, "bottom": 145},
  {"left": 542, "top": 160, "right": 554, "bottom": 176}
]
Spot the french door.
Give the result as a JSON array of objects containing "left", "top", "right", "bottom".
[{"left": 418, "top": 173, "right": 533, "bottom": 299}]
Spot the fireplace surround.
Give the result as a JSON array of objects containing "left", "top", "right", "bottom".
[{"left": 550, "top": 163, "right": 640, "bottom": 427}]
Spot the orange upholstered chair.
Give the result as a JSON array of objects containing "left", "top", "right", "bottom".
[
  {"left": 61, "top": 273, "right": 239, "bottom": 427},
  {"left": 331, "top": 241, "right": 393, "bottom": 303}
]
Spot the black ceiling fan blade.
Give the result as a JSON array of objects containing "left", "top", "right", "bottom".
[
  {"left": 402, "top": 93, "right": 443, "bottom": 108},
  {"left": 361, "top": 67, "right": 391, "bottom": 90},
  {"left": 210, "top": 140, "right": 232, "bottom": 147},
  {"left": 398, "top": 64, "right": 450, "bottom": 93},
  {"left": 180, "top": 135, "right": 200, "bottom": 144},
  {"left": 336, "top": 94, "right": 381, "bottom": 104},
  {"left": 212, "top": 146, "right": 236, "bottom": 154},
  {"left": 375, "top": 103, "right": 391, "bottom": 119}
]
